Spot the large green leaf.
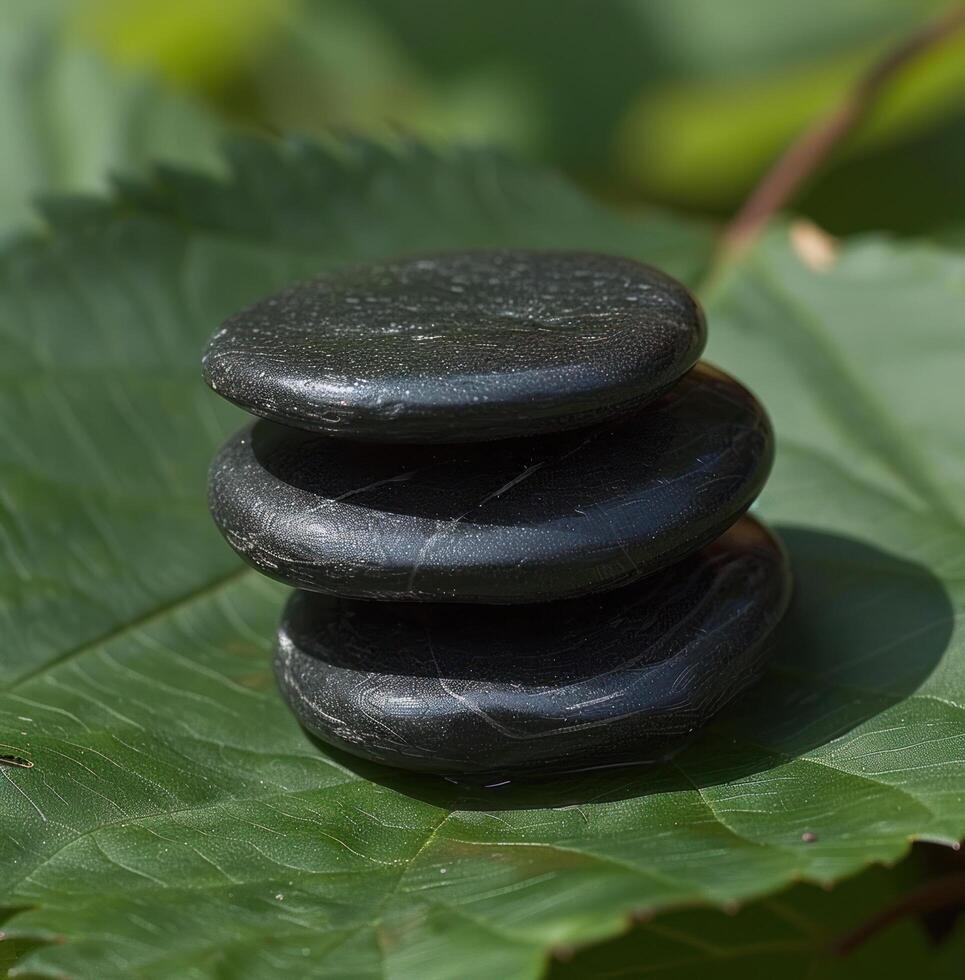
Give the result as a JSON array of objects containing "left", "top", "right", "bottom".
[{"left": 1, "top": 141, "right": 963, "bottom": 978}]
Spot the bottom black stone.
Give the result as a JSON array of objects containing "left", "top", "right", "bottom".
[{"left": 274, "top": 517, "right": 792, "bottom": 776}]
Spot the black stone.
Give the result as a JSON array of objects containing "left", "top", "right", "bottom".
[
  {"left": 202, "top": 250, "right": 705, "bottom": 443},
  {"left": 209, "top": 364, "right": 773, "bottom": 603},
  {"left": 274, "top": 517, "right": 791, "bottom": 775}
]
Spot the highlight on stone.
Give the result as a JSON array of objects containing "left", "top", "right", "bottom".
[{"left": 203, "top": 249, "right": 790, "bottom": 775}]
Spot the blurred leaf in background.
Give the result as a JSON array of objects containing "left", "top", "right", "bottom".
[
  {"left": 0, "top": 0, "right": 231, "bottom": 238},
  {"left": 5, "top": 0, "right": 963, "bottom": 238},
  {"left": 618, "top": 0, "right": 965, "bottom": 234},
  {"left": 71, "top": 0, "right": 289, "bottom": 88},
  {"left": 344, "top": 0, "right": 965, "bottom": 236}
]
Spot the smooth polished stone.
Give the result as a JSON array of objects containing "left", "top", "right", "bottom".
[
  {"left": 275, "top": 517, "right": 792, "bottom": 775},
  {"left": 202, "top": 250, "right": 705, "bottom": 442},
  {"left": 208, "top": 363, "right": 773, "bottom": 603}
]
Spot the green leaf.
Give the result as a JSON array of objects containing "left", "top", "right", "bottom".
[
  {"left": 551, "top": 863, "right": 963, "bottom": 980},
  {"left": 0, "top": 2, "right": 227, "bottom": 236},
  {"left": 1, "top": 140, "right": 963, "bottom": 978}
]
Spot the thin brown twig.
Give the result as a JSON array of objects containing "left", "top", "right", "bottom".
[
  {"left": 719, "top": 4, "right": 965, "bottom": 259},
  {"left": 831, "top": 871, "right": 965, "bottom": 956}
]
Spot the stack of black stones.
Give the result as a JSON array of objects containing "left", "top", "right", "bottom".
[{"left": 203, "top": 251, "right": 791, "bottom": 778}]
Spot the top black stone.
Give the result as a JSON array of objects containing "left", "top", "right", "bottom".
[{"left": 202, "top": 250, "right": 705, "bottom": 442}]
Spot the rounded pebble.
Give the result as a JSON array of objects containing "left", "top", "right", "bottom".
[
  {"left": 202, "top": 250, "right": 705, "bottom": 442},
  {"left": 208, "top": 363, "right": 773, "bottom": 603},
  {"left": 274, "top": 517, "right": 792, "bottom": 775}
]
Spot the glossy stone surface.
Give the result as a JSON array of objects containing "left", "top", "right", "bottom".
[
  {"left": 202, "top": 250, "right": 705, "bottom": 442},
  {"left": 275, "top": 517, "right": 791, "bottom": 775},
  {"left": 209, "top": 363, "right": 773, "bottom": 603}
]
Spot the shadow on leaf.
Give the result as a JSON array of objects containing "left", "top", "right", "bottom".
[{"left": 310, "top": 525, "right": 952, "bottom": 810}]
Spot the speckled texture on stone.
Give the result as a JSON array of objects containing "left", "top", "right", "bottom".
[
  {"left": 202, "top": 250, "right": 705, "bottom": 442},
  {"left": 274, "top": 517, "right": 791, "bottom": 775},
  {"left": 208, "top": 363, "right": 773, "bottom": 604}
]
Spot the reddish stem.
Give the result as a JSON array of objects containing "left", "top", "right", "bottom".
[{"left": 720, "top": 5, "right": 965, "bottom": 258}]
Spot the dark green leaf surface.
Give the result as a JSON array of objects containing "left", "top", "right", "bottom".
[
  {"left": 551, "top": 864, "right": 965, "bottom": 980},
  {"left": 1, "top": 141, "right": 963, "bottom": 978},
  {"left": 550, "top": 866, "right": 965, "bottom": 980}
]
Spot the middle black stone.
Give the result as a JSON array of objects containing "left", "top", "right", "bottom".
[{"left": 209, "top": 363, "right": 773, "bottom": 604}]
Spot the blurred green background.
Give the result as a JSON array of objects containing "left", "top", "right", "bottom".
[{"left": 2, "top": 0, "right": 964, "bottom": 239}]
